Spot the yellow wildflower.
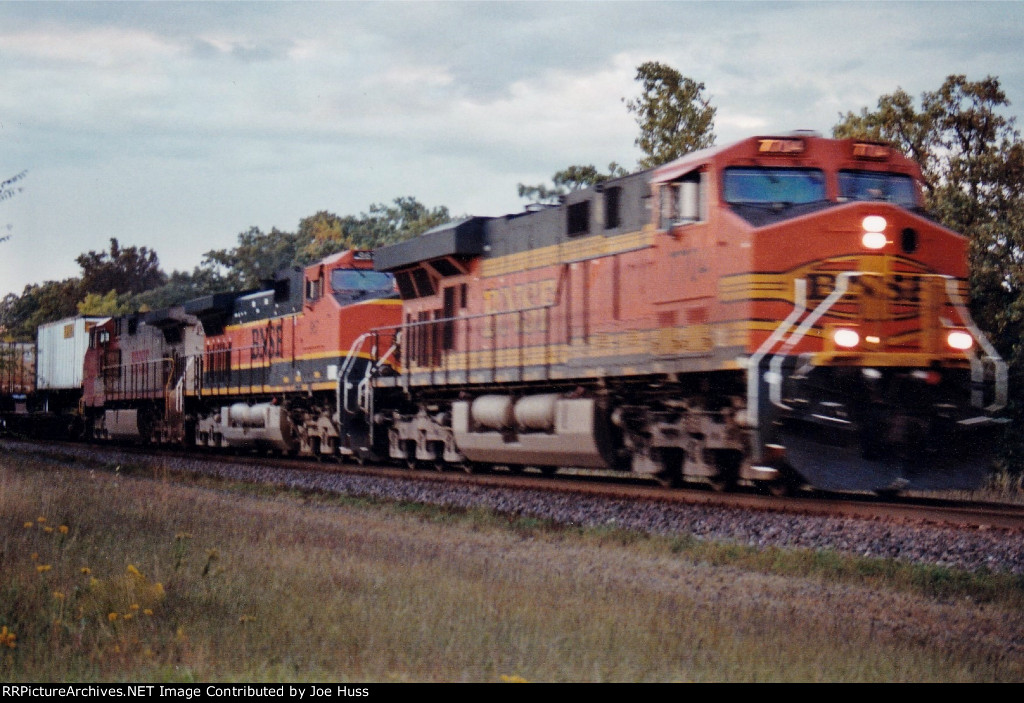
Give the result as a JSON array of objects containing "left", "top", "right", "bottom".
[
  {"left": 43, "top": 526, "right": 53, "bottom": 533},
  {"left": 59, "top": 525, "right": 69, "bottom": 534},
  {"left": 23, "top": 522, "right": 33, "bottom": 529},
  {"left": 36, "top": 564, "right": 52, "bottom": 573},
  {"left": 123, "top": 613, "right": 133, "bottom": 621},
  {"left": 53, "top": 591, "right": 65, "bottom": 601},
  {"left": 130, "top": 603, "right": 140, "bottom": 611},
  {"left": 36, "top": 516, "right": 46, "bottom": 523},
  {"left": 143, "top": 609, "right": 154, "bottom": 616},
  {"left": 0, "top": 626, "right": 15, "bottom": 649},
  {"left": 108, "top": 612, "right": 118, "bottom": 622},
  {"left": 30, "top": 552, "right": 38, "bottom": 561},
  {"left": 80, "top": 567, "right": 91, "bottom": 575},
  {"left": 500, "top": 674, "right": 529, "bottom": 683},
  {"left": 126, "top": 564, "right": 142, "bottom": 577}
]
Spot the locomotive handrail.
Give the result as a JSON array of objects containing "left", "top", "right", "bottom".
[
  {"left": 941, "top": 276, "right": 1008, "bottom": 411},
  {"left": 338, "top": 332, "right": 375, "bottom": 416},
  {"left": 746, "top": 278, "right": 808, "bottom": 429},
  {"left": 173, "top": 356, "right": 195, "bottom": 413},
  {"left": 371, "top": 299, "right": 563, "bottom": 388},
  {"left": 100, "top": 356, "right": 175, "bottom": 400},
  {"left": 767, "top": 272, "right": 857, "bottom": 410}
]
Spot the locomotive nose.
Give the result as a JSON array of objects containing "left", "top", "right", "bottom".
[
  {"left": 768, "top": 368, "right": 1005, "bottom": 493},
  {"left": 778, "top": 413, "right": 1002, "bottom": 492}
]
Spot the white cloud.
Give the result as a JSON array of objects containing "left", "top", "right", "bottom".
[{"left": 1, "top": 1, "right": 1023, "bottom": 300}]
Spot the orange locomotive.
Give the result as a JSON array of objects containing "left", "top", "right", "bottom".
[
  {"left": 79, "top": 250, "right": 401, "bottom": 459},
  {"left": 186, "top": 249, "right": 401, "bottom": 459},
  {"left": 371, "top": 132, "right": 1007, "bottom": 493}
]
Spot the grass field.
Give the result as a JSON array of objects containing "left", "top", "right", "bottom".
[{"left": 1, "top": 449, "right": 1022, "bottom": 683}]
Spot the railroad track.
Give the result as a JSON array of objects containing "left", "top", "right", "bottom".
[
  {"left": 7, "top": 437, "right": 1019, "bottom": 533},
  {"left": 330, "top": 461, "right": 1024, "bottom": 532}
]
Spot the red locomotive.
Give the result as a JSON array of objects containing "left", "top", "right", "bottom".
[{"left": 371, "top": 132, "right": 1007, "bottom": 493}]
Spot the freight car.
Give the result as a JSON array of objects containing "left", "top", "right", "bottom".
[
  {"left": 1, "top": 317, "right": 105, "bottom": 438},
  {"left": 369, "top": 132, "right": 1008, "bottom": 493},
  {"left": 0, "top": 341, "right": 35, "bottom": 428}
]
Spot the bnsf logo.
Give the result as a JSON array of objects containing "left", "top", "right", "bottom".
[
  {"left": 806, "top": 272, "right": 922, "bottom": 304},
  {"left": 251, "top": 321, "right": 285, "bottom": 360}
]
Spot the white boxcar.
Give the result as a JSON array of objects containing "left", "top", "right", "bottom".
[{"left": 36, "top": 317, "right": 107, "bottom": 391}]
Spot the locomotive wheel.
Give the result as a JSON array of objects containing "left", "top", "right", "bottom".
[
  {"left": 403, "top": 441, "right": 418, "bottom": 470},
  {"left": 707, "top": 450, "right": 740, "bottom": 493},
  {"left": 708, "top": 474, "right": 735, "bottom": 493},
  {"left": 654, "top": 448, "right": 684, "bottom": 488},
  {"left": 431, "top": 442, "right": 446, "bottom": 471}
]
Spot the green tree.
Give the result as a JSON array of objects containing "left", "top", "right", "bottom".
[
  {"left": 296, "top": 210, "right": 348, "bottom": 264},
  {"left": 625, "top": 61, "right": 716, "bottom": 168},
  {"left": 331, "top": 197, "right": 451, "bottom": 251},
  {"left": 201, "top": 226, "right": 301, "bottom": 290},
  {"left": 192, "top": 198, "right": 450, "bottom": 292},
  {"left": 834, "top": 74, "right": 1024, "bottom": 470},
  {"left": 76, "top": 238, "right": 167, "bottom": 296},
  {"left": 519, "top": 61, "right": 716, "bottom": 204},
  {"left": 518, "top": 163, "right": 629, "bottom": 205},
  {"left": 131, "top": 267, "right": 233, "bottom": 311},
  {"left": 0, "top": 279, "right": 82, "bottom": 341},
  {"left": 76, "top": 290, "right": 134, "bottom": 316}
]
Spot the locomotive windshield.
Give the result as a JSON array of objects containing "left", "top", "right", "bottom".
[
  {"left": 331, "top": 269, "right": 395, "bottom": 301},
  {"left": 838, "top": 170, "right": 919, "bottom": 207},
  {"left": 723, "top": 167, "right": 826, "bottom": 205}
]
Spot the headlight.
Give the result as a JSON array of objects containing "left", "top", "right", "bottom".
[
  {"left": 862, "top": 215, "right": 887, "bottom": 232},
  {"left": 861, "top": 215, "right": 888, "bottom": 249},
  {"left": 834, "top": 328, "right": 860, "bottom": 348},
  {"left": 861, "top": 231, "right": 888, "bottom": 249},
  {"left": 947, "top": 331, "right": 973, "bottom": 351}
]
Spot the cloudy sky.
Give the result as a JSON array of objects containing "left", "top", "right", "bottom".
[{"left": 2, "top": 1, "right": 1023, "bottom": 298}]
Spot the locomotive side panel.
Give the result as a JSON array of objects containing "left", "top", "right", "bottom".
[{"left": 374, "top": 133, "right": 1007, "bottom": 491}]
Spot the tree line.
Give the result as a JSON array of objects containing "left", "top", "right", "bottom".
[{"left": 0, "top": 198, "right": 450, "bottom": 341}]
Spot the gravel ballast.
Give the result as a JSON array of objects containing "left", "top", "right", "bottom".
[{"left": 6, "top": 439, "right": 1023, "bottom": 575}]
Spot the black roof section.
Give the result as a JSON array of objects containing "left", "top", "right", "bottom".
[
  {"left": 374, "top": 217, "right": 490, "bottom": 272},
  {"left": 183, "top": 291, "right": 249, "bottom": 336}
]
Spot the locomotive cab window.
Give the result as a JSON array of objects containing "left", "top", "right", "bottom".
[
  {"left": 306, "top": 276, "right": 323, "bottom": 302},
  {"left": 723, "top": 167, "right": 826, "bottom": 205},
  {"left": 661, "top": 172, "right": 706, "bottom": 228},
  {"left": 838, "top": 170, "right": 919, "bottom": 208},
  {"left": 330, "top": 269, "right": 395, "bottom": 299}
]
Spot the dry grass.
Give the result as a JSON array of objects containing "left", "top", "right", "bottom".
[{"left": 1, "top": 451, "right": 1022, "bottom": 682}]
